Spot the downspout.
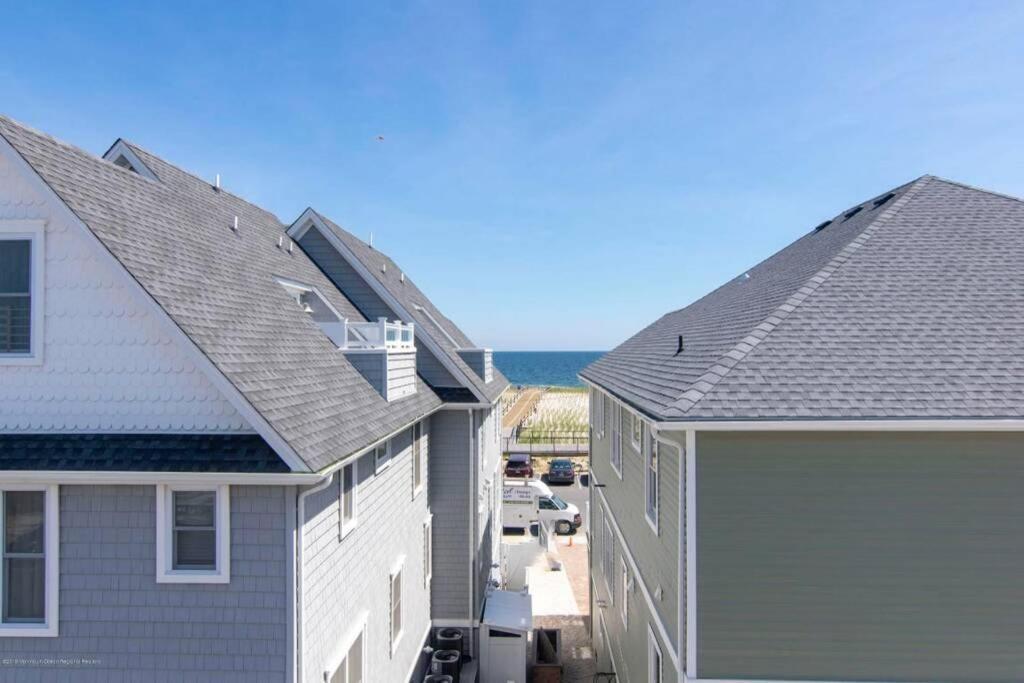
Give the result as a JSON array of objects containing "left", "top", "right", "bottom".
[
  {"left": 294, "top": 473, "right": 334, "bottom": 683},
  {"left": 467, "top": 409, "right": 476, "bottom": 657}
]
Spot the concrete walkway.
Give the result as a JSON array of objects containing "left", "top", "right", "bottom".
[{"left": 527, "top": 532, "right": 595, "bottom": 681}]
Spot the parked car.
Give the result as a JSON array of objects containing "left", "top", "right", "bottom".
[
  {"left": 546, "top": 459, "right": 576, "bottom": 484},
  {"left": 502, "top": 480, "right": 582, "bottom": 534},
  {"left": 505, "top": 453, "right": 533, "bottom": 479}
]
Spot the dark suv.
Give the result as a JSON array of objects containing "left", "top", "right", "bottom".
[
  {"left": 504, "top": 453, "right": 533, "bottom": 479},
  {"left": 546, "top": 459, "right": 576, "bottom": 485}
]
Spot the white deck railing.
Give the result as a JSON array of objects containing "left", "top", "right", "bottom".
[{"left": 329, "top": 317, "right": 415, "bottom": 351}]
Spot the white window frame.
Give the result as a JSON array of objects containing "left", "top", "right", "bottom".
[
  {"left": 645, "top": 432, "right": 659, "bottom": 534},
  {"left": 620, "top": 555, "right": 630, "bottom": 627},
  {"left": 339, "top": 461, "right": 359, "bottom": 540},
  {"left": 389, "top": 556, "right": 405, "bottom": 656},
  {"left": 0, "top": 485, "right": 58, "bottom": 637},
  {"left": 423, "top": 514, "right": 433, "bottom": 588},
  {"left": 0, "top": 220, "right": 45, "bottom": 366},
  {"left": 325, "top": 610, "right": 367, "bottom": 683},
  {"left": 374, "top": 440, "right": 391, "bottom": 473},
  {"left": 601, "top": 393, "right": 610, "bottom": 439},
  {"left": 602, "top": 518, "right": 614, "bottom": 605},
  {"left": 647, "top": 623, "right": 663, "bottom": 683},
  {"left": 412, "top": 423, "right": 424, "bottom": 499},
  {"left": 631, "top": 412, "right": 644, "bottom": 452},
  {"left": 592, "top": 389, "right": 605, "bottom": 438},
  {"left": 155, "top": 484, "right": 230, "bottom": 584},
  {"left": 610, "top": 403, "right": 622, "bottom": 479}
]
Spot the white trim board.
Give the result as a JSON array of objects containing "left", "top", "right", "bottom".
[
  {"left": 287, "top": 209, "right": 487, "bottom": 403},
  {"left": 0, "top": 470, "right": 325, "bottom": 486},
  {"left": 155, "top": 484, "right": 230, "bottom": 584},
  {"left": 591, "top": 472, "right": 682, "bottom": 676},
  {"left": 0, "top": 135, "right": 310, "bottom": 473},
  {"left": 655, "top": 419, "right": 1024, "bottom": 432}
]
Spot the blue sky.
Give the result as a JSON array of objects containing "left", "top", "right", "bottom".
[{"left": 2, "top": 2, "right": 1024, "bottom": 350}]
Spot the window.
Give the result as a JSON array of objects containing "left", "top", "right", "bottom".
[
  {"left": 423, "top": 516, "right": 433, "bottom": 587},
  {"left": 276, "top": 278, "right": 347, "bottom": 347},
  {"left": 374, "top": 440, "right": 391, "bottom": 473},
  {"left": 602, "top": 394, "right": 611, "bottom": 438},
  {"left": 0, "top": 221, "right": 44, "bottom": 364},
  {"left": 610, "top": 403, "right": 622, "bottom": 478},
  {"left": 602, "top": 517, "right": 614, "bottom": 604},
  {"left": 340, "top": 461, "right": 358, "bottom": 539},
  {"left": 0, "top": 486, "right": 58, "bottom": 636},
  {"left": 631, "top": 413, "right": 644, "bottom": 452},
  {"left": 390, "top": 559, "right": 404, "bottom": 655},
  {"left": 645, "top": 432, "right": 659, "bottom": 533},
  {"left": 412, "top": 423, "right": 424, "bottom": 497},
  {"left": 591, "top": 389, "right": 604, "bottom": 438},
  {"left": 328, "top": 620, "right": 365, "bottom": 683},
  {"left": 156, "top": 485, "right": 230, "bottom": 583},
  {"left": 647, "top": 625, "right": 663, "bottom": 683},
  {"left": 620, "top": 556, "right": 630, "bottom": 627}
]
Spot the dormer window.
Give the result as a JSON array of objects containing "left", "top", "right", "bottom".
[
  {"left": 102, "top": 140, "right": 158, "bottom": 181},
  {"left": 277, "top": 278, "right": 347, "bottom": 347}
]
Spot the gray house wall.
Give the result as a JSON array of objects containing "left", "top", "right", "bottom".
[
  {"left": 0, "top": 485, "right": 288, "bottom": 683},
  {"left": 697, "top": 430, "right": 1024, "bottom": 683},
  {"left": 387, "top": 350, "right": 417, "bottom": 400},
  {"left": 301, "top": 422, "right": 431, "bottom": 683},
  {"left": 428, "top": 409, "right": 472, "bottom": 621},
  {"left": 589, "top": 390, "right": 680, "bottom": 681}
]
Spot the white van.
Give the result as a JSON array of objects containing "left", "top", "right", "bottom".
[{"left": 502, "top": 480, "right": 581, "bottom": 534}]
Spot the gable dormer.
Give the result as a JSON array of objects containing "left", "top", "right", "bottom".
[{"left": 102, "top": 139, "right": 158, "bottom": 181}]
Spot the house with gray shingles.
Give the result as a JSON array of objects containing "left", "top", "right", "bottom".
[
  {"left": 0, "top": 114, "right": 507, "bottom": 682},
  {"left": 581, "top": 176, "right": 1024, "bottom": 683}
]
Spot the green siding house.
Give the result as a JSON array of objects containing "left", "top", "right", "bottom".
[{"left": 581, "top": 176, "right": 1024, "bottom": 683}]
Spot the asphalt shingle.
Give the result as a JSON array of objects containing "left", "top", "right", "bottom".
[
  {"left": 583, "top": 176, "right": 1024, "bottom": 421},
  {"left": 0, "top": 116, "right": 446, "bottom": 471}
]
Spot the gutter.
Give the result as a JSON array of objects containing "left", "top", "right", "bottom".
[
  {"left": 294, "top": 473, "right": 335, "bottom": 683},
  {"left": 0, "top": 471, "right": 325, "bottom": 485}
]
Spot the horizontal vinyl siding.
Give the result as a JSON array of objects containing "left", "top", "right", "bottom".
[
  {"left": 428, "top": 410, "right": 472, "bottom": 620},
  {"left": 697, "top": 431, "right": 1024, "bottom": 683},
  {"left": 302, "top": 422, "right": 431, "bottom": 683},
  {"left": 590, "top": 395, "right": 679, "bottom": 669}
]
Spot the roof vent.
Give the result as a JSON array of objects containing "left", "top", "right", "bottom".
[
  {"left": 813, "top": 220, "right": 831, "bottom": 232},
  {"left": 400, "top": 272, "right": 405, "bottom": 283},
  {"left": 232, "top": 216, "right": 239, "bottom": 232},
  {"left": 676, "top": 335, "right": 684, "bottom": 355},
  {"left": 842, "top": 206, "right": 863, "bottom": 221},
  {"left": 873, "top": 192, "right": 895, "bottom": 208},
  {"left": 369, "top": 232, "right": 374, "bottom": 248},
  {"left": 214, "top": 174, "right": 221, "bottom": 192},
  {"left": 382, "top": 262, "right": 387, "bottom": 273}
]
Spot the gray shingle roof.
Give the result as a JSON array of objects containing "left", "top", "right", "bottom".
[
  {"left": 583, "top": 175, "right": 1024, "bottom": 421},
  {"left": 0, "top": 434, "right": 288, "bottom": 472},
  {"left": 0, "top": 115, "right": 444, "bottom": 471},
  {"left": 314, "top": 213, "right": 509, "bottom": 402}
]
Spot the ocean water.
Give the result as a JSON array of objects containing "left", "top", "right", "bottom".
[{"left": 493, "top": 351, "right": 604, "bottom": 387}]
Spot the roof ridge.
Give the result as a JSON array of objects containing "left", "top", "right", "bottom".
[
  {"left": 655, "top": 177, "right": 924, "bottom": 321},
  {"left": 666, "top": 176, "right": 932, "bottom": 418},
  {"left": 925, "top": 174, "right": 1024, "bottom": 206}
]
